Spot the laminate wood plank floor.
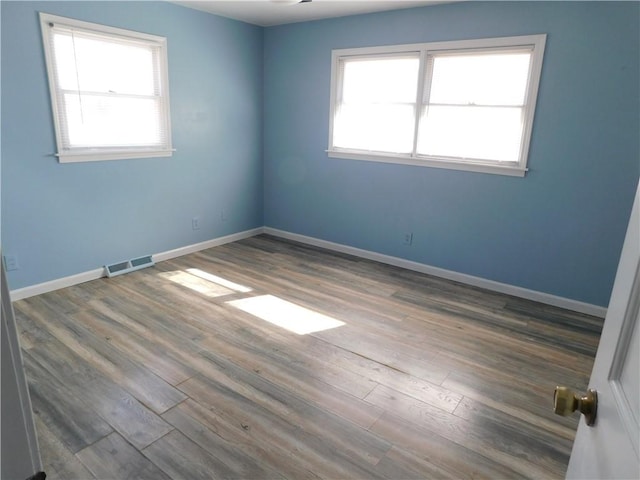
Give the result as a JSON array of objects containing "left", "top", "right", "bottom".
[{"left": 14, "top": 234, "right": 602, "bottom": 479}]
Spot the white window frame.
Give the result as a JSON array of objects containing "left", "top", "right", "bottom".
[
  {"left": 39, "top": 13, "right": 173, "bottom": 163},
  {"left": 328, "top": 35, "right": 546, "bottom": 177}
]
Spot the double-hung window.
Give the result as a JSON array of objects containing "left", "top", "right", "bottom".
[
  {"left": 328, "top": 35, "right": 546, "bottom": 176},
  {"left": 40, "top": 13, "right": 173, "bottom": 163}
]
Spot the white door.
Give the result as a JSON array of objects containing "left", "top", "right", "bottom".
[
  {"left": 566, "top": 182, "right": 640, "bottom": 479},
  {"left": 1, "top": 259, "right": 42, "bottom": 479}
]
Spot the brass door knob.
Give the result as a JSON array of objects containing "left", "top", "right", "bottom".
[{"left": 553, "top": 386, "right": 597, "bottom": 426}]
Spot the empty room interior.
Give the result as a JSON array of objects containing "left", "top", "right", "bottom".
[{"left": 1, "top": 1, "right": 639, "bottom": 479}]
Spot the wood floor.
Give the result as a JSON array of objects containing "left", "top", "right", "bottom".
[{"left": 14, "top": 234, "right": 603, "bottom": 479}]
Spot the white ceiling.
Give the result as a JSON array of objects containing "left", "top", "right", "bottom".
[{"left": 172, "top": 0, "right": 451, "bottom": 27}]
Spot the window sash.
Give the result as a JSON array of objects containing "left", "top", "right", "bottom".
[
  {"left": 417, "top": 105, "right": 525, "bottom": 162},
  {"left": 423, "top": 49, "right": 533, "bottom": 106},
  {"left": 328, "top": 35, "right": 546, "bottom": 176},
  {"left": 334, "top": 103, "right": 417, "bottom": 154},
  {"left": 40, "top": 13, "right": 173, "bottom": 162},
  {"left": 58, "top": 92, "right": 166, "bottom": 148}
]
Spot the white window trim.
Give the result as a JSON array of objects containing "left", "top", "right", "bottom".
[
  {"left": 39, "top": 13, "right": 173, "bottom": 163},
  {"left": 327, "top": 35, "right": 547, "bottom": 177}
]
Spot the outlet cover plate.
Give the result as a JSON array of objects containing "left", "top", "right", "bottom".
[{"left": 3, "top": 255, "right": 19, "bottom": 271}]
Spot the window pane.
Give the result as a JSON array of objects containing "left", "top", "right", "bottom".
[
  {"left": 62, "top": 93, "right": 163, "bottom": 147},
  {"left": 53, "top": 31, "right": 157, "bottom": 96},
  {"left": 335, "top": 55, "right": 419, "bottom": 153},
  {"left": 428, "top": 52, "right": 531, "bottom": 106},
  {"left": 342, "top": 56, "right": 419, "bottom": 104},
  {"left": 334, "top": 104, "right": 415, "bottom": 153},
  {"left": 417, "top": 106, "right": 523, "bottom": 162},
  {"left": 52, "top": 34, "right": 81, "bottom": 91}
]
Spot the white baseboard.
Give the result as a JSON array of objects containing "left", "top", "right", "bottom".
[
  {"left": 152, "top": 228, "right": 264, "bottom": 263},
  {"left": 10, "top": 268, "right": 105, "bottom": 301},
  {"left": 9, "top": 225, "right": 607, "bottom": 318},
  {"left": 9, "top": 228, "right": 264, "bottom": 302},
  {"left": 263, "top": 227, "right": 607, "bottom": 318}
]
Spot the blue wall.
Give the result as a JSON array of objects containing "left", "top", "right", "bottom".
[
  {"left": 1, "top": 1, "right": 264, "bottom": 289},
  {"left": 2, "top": 1, "right": 638, "bottom": 308},
  {"left": 263, "top": 1, "right": 640, "bottom": 307}
]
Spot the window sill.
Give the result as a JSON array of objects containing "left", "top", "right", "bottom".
[
  {"left": 327, "top": 149, "right": 527, "bottom": 177},
  {"left": 56, "top": 149, "right": 174, "bottom": 163}
]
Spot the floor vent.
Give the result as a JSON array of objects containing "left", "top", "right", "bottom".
[{"left": 105, "top": 255, "right": 154, "bottom": 278}]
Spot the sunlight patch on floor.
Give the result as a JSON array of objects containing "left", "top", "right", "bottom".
[
  {"left": 185, "top": 268, "right": 252, "bottom": 293},
  {"left": 227, "top": 294, "right": 346, "bottom": 335},
  {"left": 159, "top": 268, "right": 251, "bottom": 298}
]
